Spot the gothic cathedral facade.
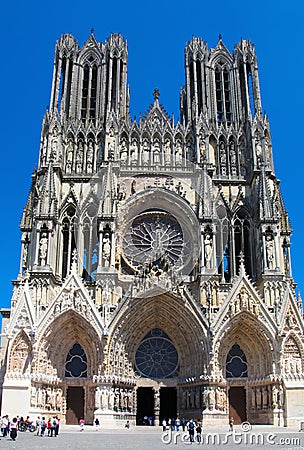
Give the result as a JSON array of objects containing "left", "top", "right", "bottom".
[{"left": 1, "top": 31, "right": 303, "bottom": 427}]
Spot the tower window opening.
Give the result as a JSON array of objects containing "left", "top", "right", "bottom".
[
  {"left": 65, "top": 58, "right": 73, "bottom": 117},
  {"left": 58, "top": 57, "right": 66, "bottom": 115},
  {"left": 89, "top": 65, "right": 97, "bottom": 119},
  {"left": 81, "top": 65, "right": 89, "bottom": 121},
  {"left": 196, "top": 59, "right": 203, "bottom": 114},
  {"left": 247, "top": 64, "right": 255, "bottom": 118}
]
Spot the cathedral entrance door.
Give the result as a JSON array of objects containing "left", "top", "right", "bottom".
[
  {"left": 66, "top": 386, "right": 84, "bottom": 424},
  {"left": 136, "top": 387, "right": 154, "bottom": 425},
  {"left": 229, "top": 386, "right": 246, "bottom": 424},
  {"left": 160, "top": 387, "right": 177, "bottom": 422}
]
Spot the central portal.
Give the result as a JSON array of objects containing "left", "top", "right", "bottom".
[
  {"left": 160, "top": 387, "right": 177, "bottom": 422},
  {"left": 136, "top": 387, "right": 154, "bottom": 425},
  {"left": 66, "top": 386, "right": 84, "bottom": 424}
]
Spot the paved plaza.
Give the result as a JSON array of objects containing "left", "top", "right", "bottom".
[{"left": 0, "top": 425, "right": 303, "bottom": 450}]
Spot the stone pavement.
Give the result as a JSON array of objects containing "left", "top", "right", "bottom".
[{"left": 0, "top": 425, "right": 303, "bottom": 450}]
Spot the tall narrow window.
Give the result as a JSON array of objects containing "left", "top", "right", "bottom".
[
  {"left": 215, "top": 65, "right": 232, "bottom": 124},
  {"left": 82, "top": 206, "right": 98, "bottom": 281},
  {"left": 246, "top": 63, "right": 255, "bottom": 117},
  {"left": 196, "top": 59, "right": 203, "bottom": 114},
  {"left": 223, "top": 68, "right": 232, "bottom": 123},
  {"left": 81, "top": 65, "right": 89, "bottom": 121},
  {"left": 89, "top": 65, "right": 97, "bottom": 119},
  {"left": 111, "top": 57, "right": 117, "bottom": 111},
  {"left": 215, "top": 67, "right": 223, "bottom": 123},
  {"left": 58, "top": 57, "right": 66, "bottom": 115},
  {"left": 61, "top": 206, "right": 76, "bottom": 278},
  {"left": 65, "top": 58, "right": 73, "bottom": 117}
]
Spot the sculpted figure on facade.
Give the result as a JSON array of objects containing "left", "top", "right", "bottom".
[
  {"left": 265, "top": 234, "right": 275, "bottom": 270},
  {"left": 130, "top": 137, "right": 138, "bottom": 164},
  {"left": 204, "top": 233, "right": 213, "bottom": 268},
  {"left": 87, "top": 141, "right": 94, "bottom": 172},
  {"left": 120, "top": 139, "right": 128, "bottom": 164},
  {"left": 39, "top": 233, "right": 48, "bottom": 266},
  {"left": 76, "top": 141, "right": 84, "bottom": 172}
]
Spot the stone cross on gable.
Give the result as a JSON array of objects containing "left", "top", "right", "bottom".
[{"left": 153, "top": 88, "right": 160, "bottom": 101}]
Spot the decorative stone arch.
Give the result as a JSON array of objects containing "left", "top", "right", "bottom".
[
  {"left": 107, "top": 292, "right": 209, "bottom": 380},
  {"left": 36, "top": 310, "right": 102, "bottom": 379},
  {"left": 8, "top": 330, "right": 32, "bottom": 374},
  {"left": 281, "top": 331, "right": 304, "bottom": 376},
  {"left": 217, "top": 313, "right": 274, "bottom": 379}
]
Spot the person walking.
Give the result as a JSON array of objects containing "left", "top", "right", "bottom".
[
  {"left": 188, "top": 419, "right": 195, "bottom": 443},
  {"left": 40, "top": 417, "right": 47, "bottom": 437},
  {"left": 229, "top": 416, "right": 234, "bottom": 432},
  {"left": 95, "top": 418, "right": 100, "bottom": 431},
  {"left": 196, "top": 422, "right": 202, "bottom": 442},
  {"left": 79, "top": 418, "right": 85, "bottom": 431},
  {"left": 10, "top": 418, "right": 18, "bottom": 441}
]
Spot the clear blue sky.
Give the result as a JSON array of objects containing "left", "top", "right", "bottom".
[{"left": 1, "top": 0, "right": 303, "bottom": 307}]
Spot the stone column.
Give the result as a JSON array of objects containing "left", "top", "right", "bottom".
[{"left": 153, "top": 388, "right": 160, "bottom": 426}]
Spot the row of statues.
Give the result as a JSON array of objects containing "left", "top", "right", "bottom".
[
  {"left": 251, "top": 384, "right": 284, "bottom": 410},
  {"left": 30, "top": 385, "right": 63, "bottom": 411},
  {"left": 96, "top": 386, "right": 134, "bottom": 412},
  {"left": 181, "top": 386, "right": 226, "bottom": 412}
]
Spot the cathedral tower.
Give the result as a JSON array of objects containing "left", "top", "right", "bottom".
[{"left": 1, "top": 32, "right": 303, "bottom": 428}]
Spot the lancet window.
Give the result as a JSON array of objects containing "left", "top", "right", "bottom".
[
  {"left": 81, "top": 60, "right": 98, "bottom": 122},
  {"left": 61, "top": 205, "right": 76, "bottom": 279},
  {"left": 82, "top": 205, "right": 99, "bottom": 281},
  {"left": 215, "top": 64, "right": 232, "bottom": 124}
]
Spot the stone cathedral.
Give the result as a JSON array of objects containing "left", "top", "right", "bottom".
[{"left": 1, "top": 31, "right": 304, "bottom": 427}]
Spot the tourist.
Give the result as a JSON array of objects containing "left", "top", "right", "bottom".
[
  {"left": 2, "top": 415, "right": 9, "bottom": 437},
  {"left": 79, "top": 418, "right": 85, "bottom": 431},
  {"left": 170, "top": 417, "right": 175, "bottom": 431},
  {"left": 9, "top": 417, "right": 18, "bottom": 441},
  {"left": 95, "top": 418, "right": 100, "bottom": 430},
  {"left": 125, "top": 420, "right": 130, "bottom": 429},
  {"left": 162, "top": 418, "right": 167, "bottom": 431},
  {"left": 188, "top": 419, "right": 195, "bottom": 443},
  {"left": 229, "top": 416, "right": 234, "bottom": 432},
  {"left": 40, "top": 417, "right": 47, "bottom": 437},
  {"left": 175, "top": 417, "right": 180, "bottom": 431},
  {"left": 196, "top": 422, "right": 202, "bottom": 442},
  {"left": 35, "top": 416, "right": 41, "bottom": 436},
  {"left": 181, "top": 417, "right": 187, "bottom": 431},
  {"left": 47, "top": 418, "right": 52, "bottom": 436}
]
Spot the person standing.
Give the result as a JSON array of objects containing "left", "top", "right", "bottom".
[
  {"left": 196, "top": 422, "right": 202, "bottom": 443},
  {"left": 229, "top": 416, "right": 234, "bottom": 432},
  {"left": 10, "top": 418, "right": 18, "bottom": 441},
  {"left": 79, "top": 418, "right": 85, "bottom": 431},
  {"left": 40, "top": 417, "right": 46, "bottom": 437},
  {"left": 162, "top": 418, "right": 167, "bottom": 431},
  {"left": 55, "top": 416, "right": 60, "bottom": 436},
  {"left": 94, "top": 418, "right": 100, "bottom": 431},
  {"left": 188, "top": 419, "right": 195, "bottom": 443}
]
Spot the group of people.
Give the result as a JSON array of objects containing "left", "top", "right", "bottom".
[
  {"left": 0, "top": 415, "right": 18, "bottom": 440},
  {"left": 0, "top": 414, "right": 61, "bottom": 441},
  {"left": 162, "top": 417, "right": 202, "bottom": 442},
  {"left": 35, "top": 415, "right": 60, "bottom": 437}
]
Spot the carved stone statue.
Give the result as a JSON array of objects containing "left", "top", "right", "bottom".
[
  {"left": 39, "top": 233, "right": 48, "bottom": 266},
  {"left": 204, "top": 233, "right": 213, "bottom": 268},
  {"left": 266, "top": 234, "right": 275, "bottom": 269}
]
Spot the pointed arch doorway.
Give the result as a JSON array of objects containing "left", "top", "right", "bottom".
[{"left": 66, "top": 387, "right": 84, "bottom": 424}]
